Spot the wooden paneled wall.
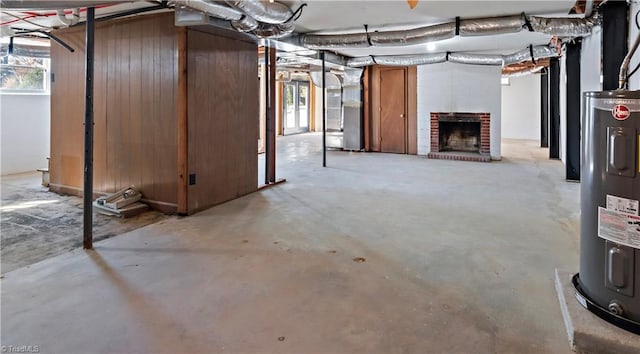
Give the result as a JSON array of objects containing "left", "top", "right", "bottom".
[
  {"left": 364, "top": 65, "right": 418, "bottom": 154},
  {"left": 186, "top": 29, "right": 258, "bottom": 213},
  {"left": 50, "top": 14, "right": 179, "bottom": 213}
]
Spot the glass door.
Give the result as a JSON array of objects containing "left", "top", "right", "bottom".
[{"left": 283, "top": 81, "right": 310, "bottom": 135}]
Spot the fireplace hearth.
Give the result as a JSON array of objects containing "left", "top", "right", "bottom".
[{"left": 428, "top": 112, "right": 491, "bottom": 162}]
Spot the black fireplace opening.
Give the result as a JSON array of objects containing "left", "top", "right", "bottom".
[{"left": 438, "top": 121, "right": 481, "bottom": 152}]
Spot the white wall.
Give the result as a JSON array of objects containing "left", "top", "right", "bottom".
[
  {"left": 417, "top": 62, "right": 502, "bottom": 159},
  {"left": 629, "top": 2, "right": 640, "bottom": 90},
  {"left": 559, "top": 49, "right": 567, "bottom": 163},
  {"left": 500, "top": 75, "right": 541, "bottom": 141},
  {"left": 1, "top": 93, "right": 50, "bottom": 175}
]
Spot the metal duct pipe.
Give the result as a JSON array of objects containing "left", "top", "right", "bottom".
[
  {"left": 56, "top": 8, "right": 80, "bottom": 27},
  {"left": 448, "top": 52, "right": 503, "bottom": 65},
  {"left": 346, "top": 45, "right": 558, "bottom": 67},
  {"left": 301, "top": 14, "right": 597, "bottom": 50},
  {"left": 529, "top": 15, "right": 599, "bottom": 37},
  {"left": 253, "top": 20, "right": 295, "bottom": 38},
  {"left": 224, "top": 0, "right": 292, "bottom": 24},
  {"left": 0, "top": 0, "right": 131, "bottom": 9},
  {"left": 503, "top": 45, "right": 558, "bottom": 65},
  {"left": 171, "top": 0, "right": 258, "bottom": 31}
]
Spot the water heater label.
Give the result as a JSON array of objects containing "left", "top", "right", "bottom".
[
  {"left": 606, "top": 194, "right": 639, "bottom": 215},
  {"left": 598, "top": 207, "right": 640, "bottom": 249},
  {"left": 592, "top": 98, "right": 640, "bottom": 114}
]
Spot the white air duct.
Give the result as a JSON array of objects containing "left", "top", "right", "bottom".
[
  {"left": 299, "top": 14, "right": 599, "bottom": 50},
  {"left": 224, "top": 0, "right": 292, "bottom": 24},
  {"left": 346, "top": 45, "right": 559, "bottom": 68}
]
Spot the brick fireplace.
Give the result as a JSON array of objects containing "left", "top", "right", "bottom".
[{"left": 428, "top": 112, "right": 491, "bottom": 162}]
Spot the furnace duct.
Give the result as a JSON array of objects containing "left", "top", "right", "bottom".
[
  {"left": 299, "top": 14, "right": 598, "bottom": 50},
  {"left": 224, "top": 0, "right": 292, "bottom": 25},
  {"left": 345, "top": 45, "right": 559, "bottom": 68}
]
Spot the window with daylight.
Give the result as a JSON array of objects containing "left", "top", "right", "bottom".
[{"left": 1, "top": 56, "right": 50, "bottom": 93}]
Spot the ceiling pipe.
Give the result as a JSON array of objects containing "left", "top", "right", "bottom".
[
  {"left": 345, "top": 44, "right": 559, "bottom": 68},
  {"left": 298, "top": 13, "right": 598, "bottom": 50},
  {"left": 0, "top": 0, "right": 132, "bottom": 9},
  {"left": 224, "top": 0, "right": 292, "bottom": 24},
  {"left": 171, "top": 0, "right": 258, "bottom": 31},
  {"left": 56, "top": 8, "right": 80, "bottom": 26}
]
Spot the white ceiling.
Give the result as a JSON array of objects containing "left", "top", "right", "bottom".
[{"left": 0, "top": 0, "right": 581, "bottom": 58}]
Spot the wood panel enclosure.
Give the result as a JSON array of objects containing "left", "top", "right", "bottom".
[
  {"left": 50, "top": 14, "right": 179, "bottom": 213},
  {"left": 186, "top": 28, "right": 258, "bottom": 213},
  {"left": 50, "top": 13, "right": 259, "bottom": 215},
  {"left": 364, "top": 65, "right": 417, "bottom": 154}
]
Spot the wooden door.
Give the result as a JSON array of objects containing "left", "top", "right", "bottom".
[{"left": 380, "top": 68, "right": 406, "bottom": 153}]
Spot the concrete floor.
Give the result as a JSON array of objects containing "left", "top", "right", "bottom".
[
  {"left": 1, "top": 172, "right": 166, "bottom": 273},
  {"left": 1, "top": 135, "right": 580, "bottom": 353}
]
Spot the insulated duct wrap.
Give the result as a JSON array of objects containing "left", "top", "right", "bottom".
[
  {"left": 343, "top": 68, "right": 363, "bottom": 86},
  {"left": 459, "top": 15, "right": 524, "bottom": 36},
  {"left": 171, "top": 0, "right": 258, "bottom": 31},
  {"left": 346, "top": 45, "right": 557, "bottom": 67},
  {"left": 172, "top": 0, "right": 242, "bottom": 21},
  {"left": 448, "top": 52, "right": 503, "bottom": 65},
  {"left": 503, "top": 45, "right": 558, "bottom": 65},
  {"left": 369, "top": 23, "right": 455, "bottom": 46},
  {"left": 346, "top": 53, "right": 447, "bottom": 67},
  {"left": 529, "top": 16, "right": 598, "bottom": 37},
  {"left": 224, "top": 0, "right": 292, "bottom": 24},
  {"left": 302, "top": 33, "right": 371, "bottom": 49},
  {"left": 299, "top": 14, "right": 598, "bottom": 50},
  {"left": 253, "top": 21, "right": 295, "bottom": 38}
]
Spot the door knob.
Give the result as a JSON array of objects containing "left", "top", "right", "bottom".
[{"left": 400, "top": 114, "right": 405, "bottom": 118}]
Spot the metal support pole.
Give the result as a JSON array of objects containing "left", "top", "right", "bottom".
[
  {"left": 321, "top": 51, "right": 326, "bottom": 167},
  {"left": 565, "top": 39, "right": 582, "bottom": 181},
  {"left": 266, "top": 44, "right": 276, "bottom": 183},
  {"left": 549, "top": 57, "right": 560, "bottom": 160},
  {"left": 540, "top": 72, "right": 549, "bottom": 148},
  {"left": 264, "top": 45, "right": 270, "bottom": 185},
  {"left": 83, "top": 7, "right": 95, "bottom": 249}
]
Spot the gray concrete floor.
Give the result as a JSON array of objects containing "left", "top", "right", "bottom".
[
  {"left": 1, "top": 135, "right": 579, "bottom": 353},
  {"left": 1, "top": 172, "right": 166, "bottom": 273}
]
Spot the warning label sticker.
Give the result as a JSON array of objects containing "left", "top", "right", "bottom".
[
  {"left": 606, "top": 194, "right": 639, "bottom": 215},
  {"left": 598, "top": 207, "right": 640, "bottom": 249}
]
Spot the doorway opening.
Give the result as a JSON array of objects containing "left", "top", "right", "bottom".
[{"left": 283, "top": 80, "right": 310, "bottom": 135}]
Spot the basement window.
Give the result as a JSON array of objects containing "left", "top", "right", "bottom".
[{"left": 1, "top": 56, "right": 50, "bottom": 94}]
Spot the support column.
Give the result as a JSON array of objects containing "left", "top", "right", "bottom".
[
  {"left": 602, "top": 0, "right": 628, "bottom": 90},
  {"left": 265, "top": 44, "right": 276, "bottom": 184},
  {"left": 321, "top": 51, "right": 326, "bottom": 167},
  {"left": 177, "top": 27, "right": 188, "bottom": 215},
  {"left": 83, "top": 7, "right": 95, "bottom": 249},
  {"left": 540, "top": 72, "right": 549, "bottom": 148},
  {"left": 566, "top": 40, "right": 582, "bottom": 181},
  {"left": 549, "top": 57, "right": 560, "bottom": 159}
]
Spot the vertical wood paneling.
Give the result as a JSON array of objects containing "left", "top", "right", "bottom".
[
  {"left": 187, "top": 29, "right": 258, "bottom": 213},
  {"left": 50, "top": 30, "right": 85, "bottom": 194},
  {"left": 177, "top": 27, "right": 188, "bottom": 214},
  {"left": 50, "top": 14, "right": 178, "bottom": 212}
]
